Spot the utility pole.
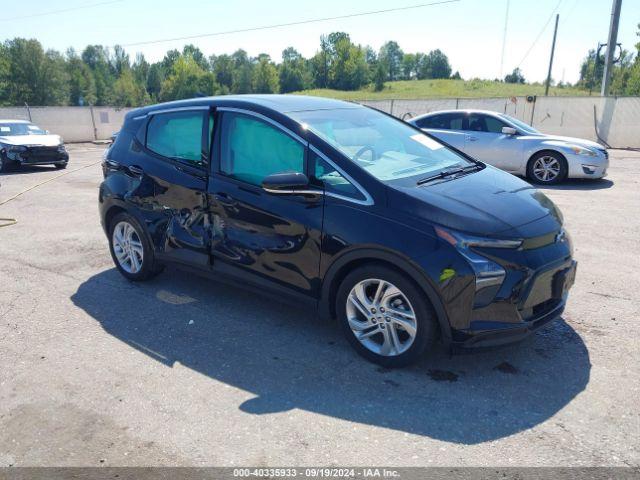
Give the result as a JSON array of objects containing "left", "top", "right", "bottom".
[
  {"left": 499, "top": 0, "right": 510, "bottom": 79},
  {"left": 544, "top": 14, "right": 559, "bottom": 96},
  {"left": 601, "top": 0, "right": 623, "bottom": 96}
]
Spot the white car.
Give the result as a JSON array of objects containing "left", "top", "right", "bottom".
[
  {"left": 409, "top": 110, "right": 609, "bottom": 184},
  {"left": 0, "top": 120, "right": 68, "bottom": 173}
]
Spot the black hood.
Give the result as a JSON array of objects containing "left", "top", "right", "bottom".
[{"left": 388, "top": 166, "right": 562, "bottom": 238}]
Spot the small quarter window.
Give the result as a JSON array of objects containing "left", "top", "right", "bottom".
[
  {"left": 312, "top": 153, "right": 366, "bottom": 202},
  {"left": 147, "top": 111, "right": 206, "bottom": 165}
]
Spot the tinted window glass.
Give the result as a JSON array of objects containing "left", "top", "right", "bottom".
[
  {"left": 484, "top": 116, "right": 507, "bottom": 134},
  {"left": 466, "top": 114, "right": 507, "bottom": 134},
  {"left": 147, "top": 111, "right": 205, "bottom": 164},
  {"left": 220, "top": 113, "right": 304, "bottom": 186},
  {"left": 416, "top": 113, "right": 463, "bottom": 130},
  {"left": 312, "top": 153, "right": 365, "bottom": 201}
]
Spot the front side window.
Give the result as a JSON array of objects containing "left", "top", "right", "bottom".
[
  {"left": 500, "top": 114, "right": 540, "bottom": 134},
  {"left": 311, "top": 153, "right": 365, "bottom": 201},
  {"left": 146, "top": 111, "right": 206, "bottom": 165},
  {"left": 290, "top": 107, "right": 471, "bottom": 184},
  {"left": 467, "top": 114, "right": 507, "bottom": 134},
  {"left": 0, "top": 123, "right": 47, "bottom": 136},
  {"left": 219, "top": 112, "right": 305, "bottom": 186}
]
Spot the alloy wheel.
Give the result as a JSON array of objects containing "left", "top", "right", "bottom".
[
  {"left": 532, "top": 155, "right": 561, "bottom": 183},
  {"left": 112, "top": 221, "right": 144, "bottom": 274},
  {"left": 345, "top": 278, "right": 418, "bottom": 357}
]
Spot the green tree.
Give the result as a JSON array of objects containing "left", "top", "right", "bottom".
[
  {"left": 211, "top": 54, "right": 234, "bottom": 90},
  {"left": 183, "top": 44, "right": 210, "bottom": 70},
  {"left": 252, "top": 57, "right": 279, "bottom": 93},
  {"left": 82, "top": 45, "right": 115, "bottom": 105},
  {"left": 160, "top": 55, "right": 218, "bottom": 101},
  {"left": 66, "top": 48, "right": 97, "bottom": 105},
  {"left": 379, "top": 41, "right": 403, "bottom": 81},
  {"left": 279, "top": 47, "right": 306, "bottom": 93},
  {"left": 113, "top": 69, "right": 149, "bottom": 107},
  {"left": 373, "top": 62, "right": 386, "bottom": 92},
  {"left": 329, "top": 38, "right": 369, "bottom": 90},
  {"left": 419, "top": 49, "right": 451, "bottom": 79},
  {"left": 504, "top": 67, "right": 525, "bottom": 84},
  {"left": 3, "top": 38, "right": 69, "bottom": 105},
  {"left": 146, "top": 63, "right": 164, "bottom": 101},
  {"left": 401, "top": 53, "right": 417, "bottom": 80},
  {"left": 231, "top": 50, "right": 253, "bottom": 93}
]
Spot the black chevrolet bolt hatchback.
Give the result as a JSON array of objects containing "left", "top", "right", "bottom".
[{"left": 99, "top": 95, "right": 576, "bottom": 367}]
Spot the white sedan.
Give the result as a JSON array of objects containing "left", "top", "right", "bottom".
[{"left": 409, "top": 109, "right": 609, "bottom": 184}]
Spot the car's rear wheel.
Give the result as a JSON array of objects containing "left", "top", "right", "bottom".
[
  {"left": 108, "top": 212, "right": 163, "bottom": 281},
  {"left": 0, "top": 157, "right": 10, "bottom": 173},
  {"left": 336, "top": 265, "right": 438, "bottom": 367},
  {"left": 527, "top": 151, "right": 567, "bottom": 184}
]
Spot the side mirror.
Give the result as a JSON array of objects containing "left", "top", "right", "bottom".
[
  {"left": 262, "top": 171, "right": 311, "bottom": 194},
  {"left": 502, "top": 126, "right": 517, "bottom": 135}
]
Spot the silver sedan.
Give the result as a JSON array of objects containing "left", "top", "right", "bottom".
[{"left": 409, "top": 109, "right": 609, "bottom": 184}]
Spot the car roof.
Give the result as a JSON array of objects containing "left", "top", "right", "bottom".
[
  {"left": 412, "top": 109, "right": 506, "bottom": 120},
  {"left": 133, "top": 95, "right": 362, "bottom": 117},
  {"left": 0, "top": 119, "right": 31, "bottom": 124}
]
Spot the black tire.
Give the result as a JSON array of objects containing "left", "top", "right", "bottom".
[
  {"left": 526, "top": 151, "right": 568, "bottom": 185},
  {"left": 0, "top": 157, "right": 11, "bottom": 173},
  {"left": 336, "top": 264, "right": 438, "bottom": 368},
  {"left": 54, "top": 162, "right": 68, "bottom": 170},
  {"left": 108, "top": 212, "right": 164, "bottom": 281}
]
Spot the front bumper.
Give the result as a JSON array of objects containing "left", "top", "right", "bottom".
[
  {"left": 1, "top": 146, "right": 69, "bottom": 166},
  {"left": 567, "top": 149, "right": 609, "bottom": 179},
  {"left": 451, "top": 259, "right": 577, "bottom": 349}
]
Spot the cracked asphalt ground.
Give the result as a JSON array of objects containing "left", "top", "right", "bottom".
[{"left": 0, "top": 145, "right": 639, "bottom": 467}]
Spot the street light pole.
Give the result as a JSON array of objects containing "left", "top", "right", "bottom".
[{"left": 601, "top": 0, "right": 623, "bottom": 96}]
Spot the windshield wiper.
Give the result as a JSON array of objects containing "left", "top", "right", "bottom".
[{"left": 417, "top": 164, "right": 482, "bottom": 185}]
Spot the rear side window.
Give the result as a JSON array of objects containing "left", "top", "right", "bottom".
[
  {"left": 146, "top": 111, "right": 207, "bottom": 165},
  {"left": 416, "top": 113, "right": 464, "bottom": 130},
  {"left": 219, "top": 112, "right": 305, "bottom": 186}
]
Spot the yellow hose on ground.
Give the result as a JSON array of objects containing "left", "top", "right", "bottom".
[{"left": 0, "top": 160, "right": 102, "bottom": 228}]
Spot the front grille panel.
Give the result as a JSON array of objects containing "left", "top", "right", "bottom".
[{"left": 23, "top": 146, "right": 61, "bottom": 162}]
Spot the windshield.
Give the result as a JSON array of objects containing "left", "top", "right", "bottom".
[
  {"left": 500, "top": 114, "right": 540, "bottom": 134},
  {"left": 290, "top": 108, "right": 472, "bottom": 183},
  {"left": 0, "top": 123, "right": 47, "bottom": 136}
]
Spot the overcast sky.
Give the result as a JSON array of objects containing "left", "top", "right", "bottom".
[{"left": 1, "top": 0, "right": 638, "bottom": 84}]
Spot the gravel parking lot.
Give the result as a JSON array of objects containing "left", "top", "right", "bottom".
[{"left": 0, "top": 145, "right": 639, "bottom": 467}]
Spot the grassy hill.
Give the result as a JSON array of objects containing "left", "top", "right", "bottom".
[{"left": 297, "top": 78, "right": 588, "bottom": 100}]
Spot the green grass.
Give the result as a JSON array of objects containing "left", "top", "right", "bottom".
[{"left": 296, "top": 79, "right": 588, "bottom": 100}]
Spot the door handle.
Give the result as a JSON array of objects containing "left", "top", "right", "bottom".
[
  {"left": 213, "top": 193, "right": 238, "bottom": 207},
  {"left": 128, "top": 165, "right": 144, "bottom": 176},
  {"left": 467, "top": 136, "right": 478, "bottom": 142}
]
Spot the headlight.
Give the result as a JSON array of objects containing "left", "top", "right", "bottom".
[
  {"left": 8, "top": 145, "right": 27, "bottom": 153},
  {"left": 57, "top": 144, "right": 66, "bottom": 152},
  {"left": 436, "top": 227, "right": 522, "bottom": 307},
  {"left": 568, "top": 145, "right": 597, "bottom": 157}
]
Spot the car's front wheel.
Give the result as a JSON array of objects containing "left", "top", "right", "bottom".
[
  {"left": 54, "top": 162, "right": 68, "bottom": 170},
  {"left": 336, "top": 265, "right": 438, "bottom": 367},
  {"left": 108, "top": 212, "right": 163, "bottom": 281},
  {"left": 527, "top": 151, "right": 568, "bottom": 184}
]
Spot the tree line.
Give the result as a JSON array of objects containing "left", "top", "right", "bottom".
[{"left": 0, "top": 33, "right": 456, "bottom": 107}]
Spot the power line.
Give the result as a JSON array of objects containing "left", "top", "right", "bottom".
[
  {"left": 0, "top": 0, "right": 124, "bottom": 22},
  {"left": 515, "top": 0, "right": 563, "bottom": 69},
  {"left": 121, "top": 0, "right": 461, "bottom": 48}
]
